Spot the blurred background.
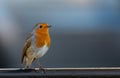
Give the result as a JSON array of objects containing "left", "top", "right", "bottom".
[{"left": 0, "top": 0, "right": 120, "bottom": 68}]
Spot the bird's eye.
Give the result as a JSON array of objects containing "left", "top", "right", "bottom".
[{"left": 39, "top": 25, "right": 42, "bottom": 28}]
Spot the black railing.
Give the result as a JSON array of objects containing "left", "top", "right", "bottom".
[{"left": 0, "top": 67, "right": 120, "bottom": 78}]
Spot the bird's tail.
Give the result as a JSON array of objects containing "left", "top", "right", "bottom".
[
  {"left": 21, "top": 55, "right": 25, "bottom": 64},
  {"left": 24, "top": 57, "right": 34, "bottom": 68}
]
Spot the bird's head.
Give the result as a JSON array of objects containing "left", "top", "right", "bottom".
[{"left": 33, "top": 23, "right": 51, "bottom": 34}]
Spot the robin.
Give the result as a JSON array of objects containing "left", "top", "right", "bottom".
[{"left": 21, "top": 23, "right": 51, "bottom": 69}]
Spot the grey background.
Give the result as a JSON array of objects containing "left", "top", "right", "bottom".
[{"left": 0, "top": 0, "right": 120, "bottom": 68}]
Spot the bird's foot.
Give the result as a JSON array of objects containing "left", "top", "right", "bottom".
[{"left": 35, "top": 67, "right": 46, "bottom": 73}]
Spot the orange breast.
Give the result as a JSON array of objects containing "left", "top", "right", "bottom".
[{"left": 35, "top": 32, "right": 50, "bottom": 48}]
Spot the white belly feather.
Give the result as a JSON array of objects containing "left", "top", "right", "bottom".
[
  {"left": 36, "top": 44, "right": 49, "bottom": 58},
  {"left": 31, "top": 44, "right": 49, "bottom": 58}
]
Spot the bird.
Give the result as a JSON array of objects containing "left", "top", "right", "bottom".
[{"left": 21, "top": 23, "right": 51, "bottom": 69}]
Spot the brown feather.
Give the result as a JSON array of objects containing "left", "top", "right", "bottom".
[{"left": 21, "top": 34, "right": 32, "bottom": 64}]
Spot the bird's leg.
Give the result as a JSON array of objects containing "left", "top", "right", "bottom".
[
  {"left": 25, "top": 65, "right": 29, "bottom": 69},
  {"left": 36, "top": 59, "right": 46, "bottom": 73}
]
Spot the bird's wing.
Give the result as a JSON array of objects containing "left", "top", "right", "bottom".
[{"left": 21, "top": 33, "right": 32, "bottom": 64}]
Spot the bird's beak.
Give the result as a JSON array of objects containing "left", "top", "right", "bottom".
[{"left": 48, "top": 25, "right": 52, "bottom": 28}]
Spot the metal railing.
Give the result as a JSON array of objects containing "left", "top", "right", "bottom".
[{"left": 0, "top": 67, "right": 120, "bottom": 78}]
